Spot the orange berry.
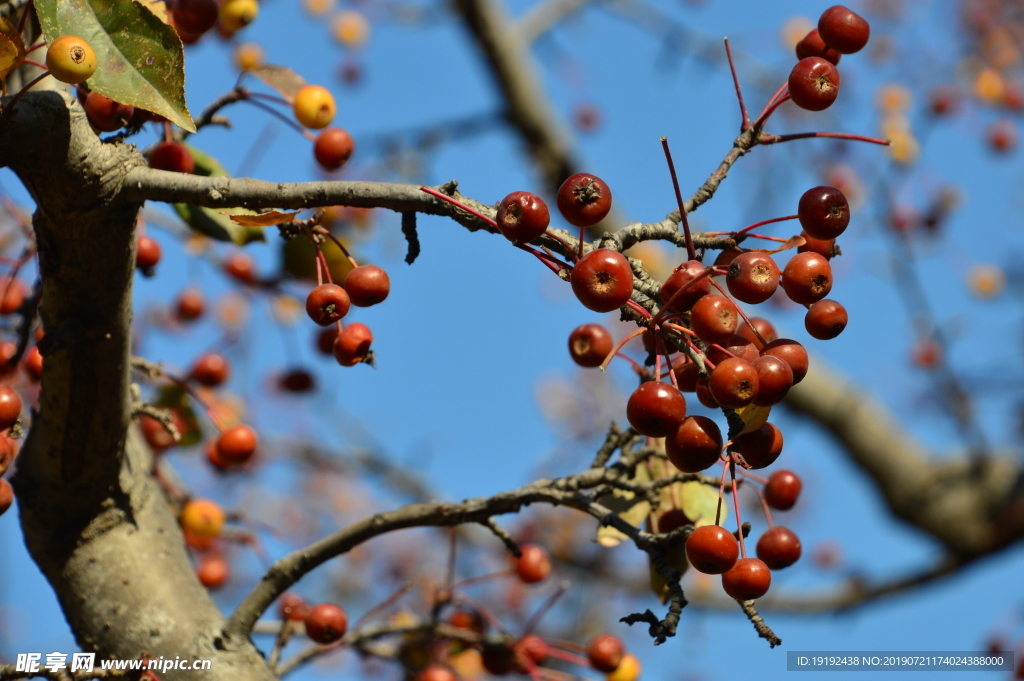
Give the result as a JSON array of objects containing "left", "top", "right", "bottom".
[{"left": 293, "top": 85, "right": 336, "bottom": 129}]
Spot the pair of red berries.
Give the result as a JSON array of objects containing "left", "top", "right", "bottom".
[{"left": 304, "top": 264, "right": 391, "bottom": 326}]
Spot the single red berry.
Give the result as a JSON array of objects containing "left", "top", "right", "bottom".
[
  {"left": 514, "top": 543, "right": 551, "bottom": 583},
  {"left": 671, "top": 358, "right": 700, "bottom": 392},
  {"left": 556, "top": 173, "right": 612, "bottom": 228},
  {"left": 795, "top": 28, "right": 841, "bottom": 65},
  {"left": 706, "top": 334, "right": 758, "bottom": 365},
  {"left": 175, "top": 287, "right": 205, "bottom": 321},
  {"left": 417, "top": 665, "right": 458, "bottom": 681},
  {"left": 224, "top": 252, "right": 256, "bottom": 283},
  {"left": 22, "top": 346, "right": 43, "bottom": 381},
  {"left": 764, "top": 470, "right": 802, "bottom": 510},
  {"left": 568, "top": 323, "right": 613, "bottom": 368},
  {"left": 761, "top": 339, "right": 809, "bottom": 384},
  {"left": 136, "top": 235, "right": 162, "bottom": 272},
  {"left": 656, "top": 508, "right": 688, "bottom": 533},
  {"left": 148, "top": 141, "right": 195, "bottom": 174},
  {"left": 733, "top": 422, "right": 784, "bottom": 469},
  {"left": 333, "top": 323, "right": 373, "bottom": 366},
  {"left": 191, "top": 353, "right": 230, "bottom": 386},
  {"left": 805, "top": 299, "right": 848, "bottom": 340},
  {"left": 496, "top": 191, "right": 550, "bottom": 243},
  {"left": 626, "top": 381, "right": 687, "bottom": 437},
  {"left": 84, "top": 92, "right": 135, "bottom": 132},
  {"left": 757, "top": 526, "right": 802, "bottom": 570},
  {"left": 721, "top": 557, "right": 771, "bottom": 600},
  {"left": 518, "top": 634, "right": 549, "bottom": 666},
  {"left": 279, "top": 368, "right": 316, "bottom": 393},
  {"left": 0, "top": 385, "right": 22, "bottom": 431},
  {"left": 306, "top": 283, "right": 351, "bottom": 326},
  {"left": 690, "top": 294, "right": 738, "bottom": 346},
  {"left": 798, "top": 186, "right": 850, "bottom": 240},
  {"left": 911, "top": 337, "right": 942, "bottom": 369},
  {"left": 695, "top": 375, "right": 719, "bottom": 409},
  {"left": 587, "top": 634, "right": 624, "bottom": 673},
  {"left": 665, "top": 415, "right": 723, "bottom": 473},
  {"left": 215, "top": 424, "right": 257, "bottom": 464},
  {"left": 0, "top": 279, "right": 25, "bottom": 315},
  {"left": 788, "top": 57, "right": 841, "bottom": 112},
  {"left": 751, "top": 355, "right": 794, "bottom": 406},
  {"left": 304, "top": 603, "right": 348, "bottom": 644},
  {"left": 196, "top": 554, "right": 230, "bottom": 589},
  {"left": 570, "top": 249, "right": 633, "bottom": 312},
  {"left": 988, "top": 119, "right": 1018, "bottom": 153},
  {"left": 313, "top": 127, "right": 355, "bottom": 170},
  {"left": 798, "top": 230, "right": 838, "bottom": 260},
  {"left": 0, "top": 341, "right": 16, "bottom": 377},
  {"left": 171, "top": 0, "right": 219, "bottom": 36},
  {"left": 449, "top": 609, "right": 486, "bottom": 634},
  {"left": 0, "top": 478, "right": 13, "bottom": 516},
  {"left": 280, "top": 593, "right": 312, "bottom": 622},
  {"left": 737, "top": 317, "right": 777, "bottom": 349},
  {"left": 316, "top": 326, "right": 339, "bottom": 355},
  {"left": 929, "top": 85, "right": 960, "bottom": 116},
  {"left": 140, "top": 411, "right": 185, "bottom": 452},
  {"left": 709, "top": 358, "right": 759, "bottom": 408},
  {"left": 726, "top": 252, "right": 780, "bottom": 304},
  {"left": 343, "top": 265, "right": 390, "bottom": 307},
  {"left": 660, "top": 260, "right": 711, "bottom": 312},
  {"left": 685, "top": 525, "right": 739, "bottom": 574},
  {"left": 782, "top": 252, "right": 833, "bottom": 305},
  {"left": 818, "top": 5, "right": 870, "bottom": 54}
]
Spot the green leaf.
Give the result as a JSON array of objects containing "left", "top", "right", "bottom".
[
  {"left": 153, "top": 384, "right": 202, "bottom": 448},
  {"left": 172, "top": 144, "right": 265, "bottom": 245},
  {"left": 680, "top": 480, "right": 726, "bottom": 528},
  {"left": 36, "top": 0, "right": 195, "bottom": 132}
]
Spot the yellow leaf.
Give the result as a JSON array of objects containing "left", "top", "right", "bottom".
[
  {"left": 649, "top": 542, "right": 688, "bottom": 603},
  {"left": 595, "top": 464, "right": 651, "bottom": 547},
  {"left": 0, "top": 17, "right": 26, "bottom": 82},
  {"left": 734, "top": 403, "right": 771, "bottom": 437},
  {"left": 224, "top": 210, "right": 302, "bottom": 227},
  {"left": 680, "top": 480, "right": 726, "bottom": 528}
]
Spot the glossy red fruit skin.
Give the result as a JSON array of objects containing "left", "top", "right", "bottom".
[
  {"left": 556, "top": 173, "right": 612, "bottom": 228},
  {"left": 764, "top": 470, "right": 802, "bottom": 510},
  {"left": 685, "top": 525, "right": 739, "bottom": 574},
  {"left": 695, "top": 375, "right": 719, "bottom": 408},
  {"left": 665, "top": 415, "right": 723, "bottom": 473},
  {"left": 84, "top": 92, "right": 135, "bottom": 132},
  {"left": 626, "top": 381, "right": 687, "bottom": 437},
  {"left": 721, "top": 557, "right": 771, "bottom": 600},
  {"left": 782, "top": 252, "right": 833, "bottom": 305},
  {"left": 690, "top": 294, "right": 739, "bottom": 346},
  {"left": 0, "top": 278, "right": 25, "bottom": 315},
  {"left": 191, "top": 353, "right": 229, "bottom": 387},
  {"left": 708, "top": 358, "right": 759, "bottom": 408},
  {"left": 304, "top": 603, "right": 348, "bottom": 644},
  {"left": 751, "top": 355, "right": 794, "bottom": 406},
  {"left": 805, "top": 299, "right": 848, "bottom": 340},
  {"left": 756, "top": 526, "right": 802, "bottom": 569},
  {"left": 656, "top": 508, "right": 688, "bottom": 533},
  {"left": 196, "top": 554, "right": 229, "bottom": 589},
  {"left": 172, "top": 0, "right": 219, "bottom": 36},
  {"left": 587, "top": 634, "right": 624, "bottom": 673},
  {"left": 795, "top": 28, "right": 841, "bottom": 65},
  {"left": 818, "top": 4, "right": 870, "bottom": 54},
  {"left": 568, "top": 323, "right": 613, "bottom": 368},
  {"left": 314, "top": 127, "right": 355, "bottom": 170},
  {"left": 344, "top": 265, "right": 390, "bottom": 307},
  {"left": 798, "top": 230, "right": 837, "bottom": 260},
  {"left": 0, "top": 478, "right": 13, "bottom": 516},
  {"left": 279, "top": 593, "right": 312, "bottom": 622},
  {"left": 176, "top": 287, "right": 204, "bottom": 321},
  {"left": 788, "top": 57, "right": 841, "bottom": 112},
  {"left": 333, "top": 323, "right": 373, "bottom": 366},
  {"left": 660, "top": 260, "right": 711, "bottom": 312},
  {"left": 570, "top": 249, "right": 633, "bottom": 312},
  {"left": 0, "top": 385, "right": 23, "bottom": 431},
  {"left": 141, "top": 413, "right": 179, "bottom": 452},
  {"left": 672, "top": 359, "right": 699, "bottom": 392},
  {"left": 726, "top": 252, "right": 780, "bottom": 304},
  {"left": 306, "top": 284, "right": 351, "bottom": 326},
  {"left": 706, "top": 334, "right": 758, "bottom": 365},
  {"left": 136, "top": 235, "right": 162, "bottom": 271},
  {"left": 737, "top": 317, "right": 777, "bottom": 349},
  {"left": 148, "top": 142, "right": 195, "bottom": 174},
  {"left": 514, "top": 543, "right": 552, "bottom": 583},
  {"left": 798, "top": 185, "right": 850, "bottom": 240},
  {"left": 496, "top": 191, "right": 550, "bottom": 243},
  {"left": 216, "top": 424, "right": 257, "bottom": 464},
  {"left": 518, "top": 634, "right": 549, "bottom": 665},
  {"left": 733, "top": 422, "right": 784, "bottom": 469},
  {"left": 761, "top": 339, "right": 809, "bottom": 384}
]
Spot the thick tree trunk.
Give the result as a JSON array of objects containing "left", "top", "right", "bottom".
[{"left": 0, "top": 89, "right": 273, "bottom": 680}]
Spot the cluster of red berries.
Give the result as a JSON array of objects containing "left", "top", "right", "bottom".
[
  {"left": 278, "top": 592, "right": 349, "bottom": 644},
  {"left": 788, "top": 5, "right": 870, "bottom": 112},
  {"left": 0, "top": 383, "right": 22, "bottom": 518},
  {"left": 167, "top": 0, "right": 259, "bottom": 43},
  {"left": 304, "top": 261, "right": 389, "bottom": 367}
]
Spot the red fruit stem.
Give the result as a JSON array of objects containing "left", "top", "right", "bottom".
[
  {"left": 625, "top": 299, "right": 652, "bottom": 319},
  {"left": 22, "top": 58, "right": 45, "bottom": 70},
  {"left": 743, "top": 233, "right": 790, "bottom": 243},
  {"left": 242, "top": 96, "right": 316, "bottom": 141},
  {"left": 247, "top": 91, "right": 293, "bottom": 107},
  {"left": 707, "top": 278, "right": 768, "bottom": 347},
  {"left": 762, "top": 131, "right": 892, "bottom": 146},
  {"left": 750, "top": 483, "right": 775, "bottom": 529},
  {"left": 709, "top": 343, "right": 739, "bottom": 360},
  {"left": 2, "top": 71, "right": 52, "bottom": 114},
  {"left": 540, "top": 647, "right": 592, "bottom": 669},
  {"left": 661, "top": 322, "right": 696, "bottom": 338},
  {"left": 164, "top": 120, "right": 173, "bottom": 145},
  {"left": 420, "top": 186, "right": 499, "bottom": 228},
  {"left": 24, "top": 42, "right": 45, "bottom": 53},
  {"left": 320, "top": 229, "right": 360, "bottom": 269},
  {"left": 542, "top": 639, "right": 588, "bottom": 654},
  {"left": 740, "top": 469, "right": 769, "bottom": 485},
  {"left": 598, "top": 327, "right": 646, "bottom": 372},
  {"left": 313, "top": 250, "right": 323, "bottom": 287},
  {"left": 315, "top": 246, "right": 334, "bottom": 285},
  {"left": 723, "top": 38, "right": 750, "bottom": 131},
  {"left": 450, "top": 569, "right": 517, "bottom": 591},
  {"left": 730, "top": 459, "right": 746, "bottom": 558},
  {"left": 652, "top": 329, "right": 663, "bottom": 380},
  {"left": 660, "top": 338, "right": 679, "bottom": 390},
  {"left": 352, "top": 582, "right": 413, "bottom": 631},
  {"left": 17, "top": 2, "right": 33, "bottom": 33},
  {"left": 449, "top": 593, "right": 511, "bottom": 636},
  {"left": 732, "top": 214, "right": 799, "bottom": 238},
  {"left": 515, "top": 243, "right": 569, "bottom": 276},
  {"left": 651, "top": 266, "right": 715, "bottom": 324},
  {"left": 161, "top": 370, "right": 227, "bottom": 432},
  {"left": 660, "top": 137, "right": 696, "bottom": 261},
  {"left": 521, "top": 581, "right": 568, "bottom": 636},
  {"left": 615, "top": 352, "right": 647, "bottom": 377},
  {"left": 714, "top": 461, "right": 729, "bottom": 526},
  {"left": 754, "top": 89, "right": 792, "bottom": 128},
  {"left": 541, "top": 230, "right": 578, "bottom": 263}
]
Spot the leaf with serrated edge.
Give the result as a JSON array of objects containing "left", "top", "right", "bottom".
[
  {"left": 36, "top": 0, "right": 194, "bottom": 131},
  {"left": 734, "top": 403, "right": 771, "bottom": 437},
  {"left": 680, "top": 480, "right": 726, "bottom": 528},
  {"left": 250, "top": 65, "right": 307, "bottom": 102},
  {"left": 0, "top": 17, "right": 25, "bottom": 81},
  {"left": 226, "top": 210, "right": 302, "bottom": 227}
]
